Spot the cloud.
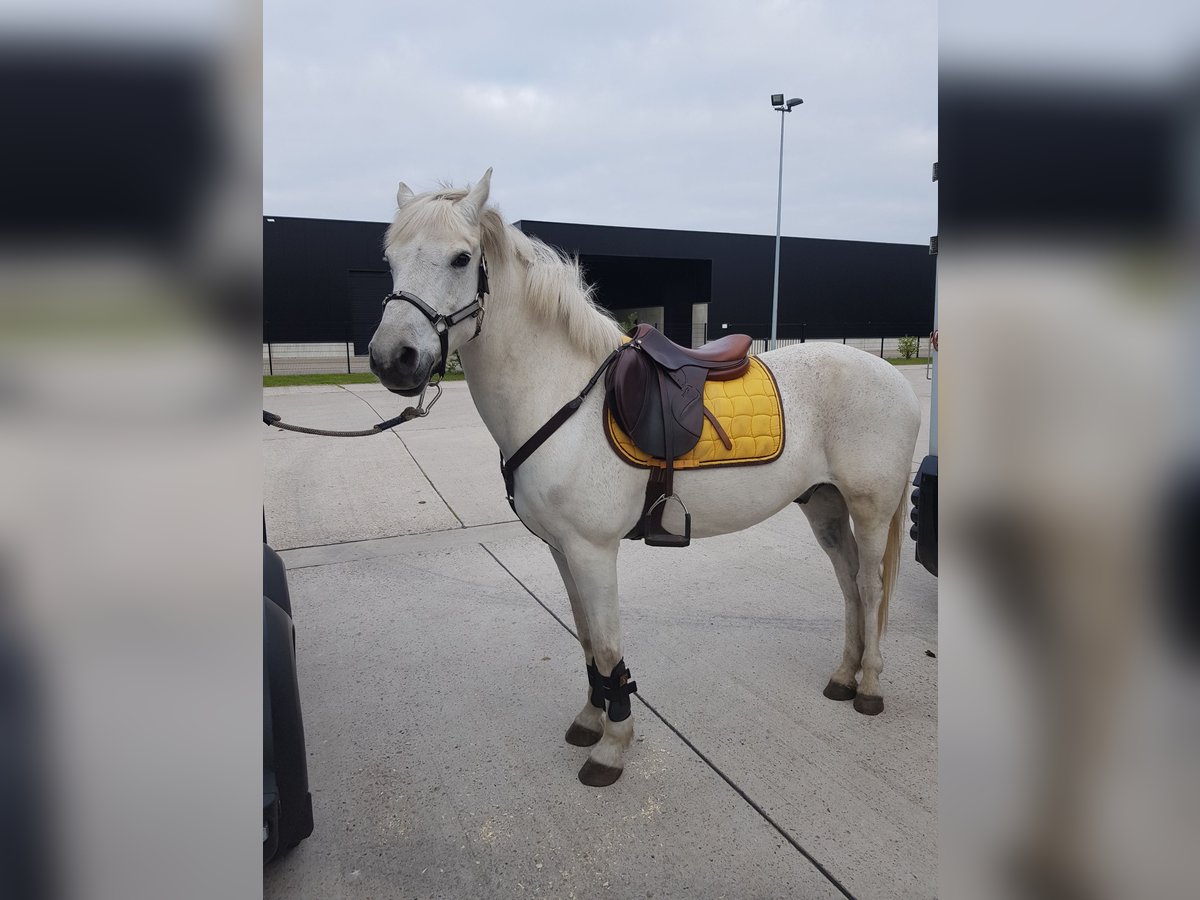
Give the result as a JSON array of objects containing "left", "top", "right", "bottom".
[{"left": 264, "top": 1, "right": 937, "bottom": 243}]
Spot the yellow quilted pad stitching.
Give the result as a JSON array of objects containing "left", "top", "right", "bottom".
[{"left": 606, "top": 357, "right": 784, "bottom": 469}]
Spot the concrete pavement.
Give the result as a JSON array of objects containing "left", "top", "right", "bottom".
[{"left": 263, "top": 365, "right": 936, "bottom": 898}]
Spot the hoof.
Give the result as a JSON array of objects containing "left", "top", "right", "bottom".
[
  {"left": 853, "top": 694, "right": 884, "bottom": 716},
  {"left": 565, "top": 722, "right": 602, "bottom": 747},
  {"left": 578, "top": 759, "right": 623, "bottom": 787},
  {"left": 822, "top": 679, "right": 857, "bottom": 701}
]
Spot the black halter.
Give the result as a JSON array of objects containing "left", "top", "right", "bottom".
[{"left": 381, "top": 248, "right": 490, "bottom": 378}]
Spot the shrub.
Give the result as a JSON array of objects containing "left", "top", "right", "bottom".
[{"left": 898, "top": 335, "right": 919, "bottom": 359}]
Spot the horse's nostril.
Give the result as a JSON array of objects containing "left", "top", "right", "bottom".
[{"left": 398, "top": 346, "right": 418, "bottom": 369}]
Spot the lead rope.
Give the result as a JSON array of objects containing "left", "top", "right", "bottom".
[
  {"left": 271, "top": 245, "right": 485, "bottom": 437},
  {"left": 263, "top": 381, "right": 443, "bottom": 437}
]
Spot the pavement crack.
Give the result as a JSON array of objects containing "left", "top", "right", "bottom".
[
  {"left": 276, "top": 521, "right": 527, "bottom": 570},
  {"left": 478, "top": 544, "right": 859, "bottom": 900},
  {"left": 339, "top": 385, "right": 465, "bottom": 527},
  {"left": 633, "top": 696, "right": 857, "bottom": 900},
  {"left": 480, "top": 545, "right": 578, "bottom": 636}
]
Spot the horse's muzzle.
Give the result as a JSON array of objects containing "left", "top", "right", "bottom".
[{"left": 368, "top": 344, "right": 430, "bottom": 396}]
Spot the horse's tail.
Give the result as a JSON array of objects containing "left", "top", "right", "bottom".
[{"left": 879, "top": 489, "right": 906, "bottom": 635}]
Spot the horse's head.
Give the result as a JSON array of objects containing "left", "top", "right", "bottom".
[{"left": 369, "top": 168, "right": 493, "bottom": 395}]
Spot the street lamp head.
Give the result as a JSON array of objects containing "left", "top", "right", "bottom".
[
  {"left": 786, "top": 98, "right": 803, "bottom": 110},
  {"left": 770, "top": 93, "right": 784, "bottom": 107}
]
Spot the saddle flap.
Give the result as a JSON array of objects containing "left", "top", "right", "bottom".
[
  {"left": 604, "top": 343, "right": 649, "bottom": 430},
  {"left": 605, "top": 343, "right": 705, "bottom": 460}
]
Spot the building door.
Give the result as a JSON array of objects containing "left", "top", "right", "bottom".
[{"left": 691, "top": 303, "right": 709, "bottom": 347}]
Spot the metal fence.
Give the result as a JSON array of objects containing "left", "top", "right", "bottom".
[
  {"left": 264, "top": 330, "right": 931, "bottom": 376},
  {"left": 263, "top": 342, "right": 373, "bottom": 376},
  {"left": 691, "top": 324, "right": 931, "bottom": 359},
  {"left": 748, "top": 335, "right": 932, "bottom": 359}
]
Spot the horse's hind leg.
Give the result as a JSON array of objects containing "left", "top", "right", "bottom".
[
  {"left": 799, "top": 485, "right": 864, "bottom": 701},
  {"left": 559, "top": 538, "right": 634, "bottom": 787},
  {"left": 549, "top": 547, "right": 605, "bottom": 747},
  {"left": 845, "top": 489, "right": 903, "bottom": 716}
]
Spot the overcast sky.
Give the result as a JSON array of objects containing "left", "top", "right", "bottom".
[{"left": 264, "top": 1, "right": 937, "bottom": 245}]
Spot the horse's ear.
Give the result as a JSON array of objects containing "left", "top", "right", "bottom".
[
  {"left": 459, "top": 167, "right": 492, "bottom": 224},
  {"left": 396, "top": 182, "right": 415, "bottom": 209}
]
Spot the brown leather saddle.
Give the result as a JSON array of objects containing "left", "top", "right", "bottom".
[{"left": 605, "top": 324, "right": 752, "bottom": 547}]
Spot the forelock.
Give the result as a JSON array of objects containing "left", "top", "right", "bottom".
[{"left": 384, "top": 190, "right": 474, "bottom": 250}]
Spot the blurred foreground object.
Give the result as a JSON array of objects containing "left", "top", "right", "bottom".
[
  {"left": 0, "top": 43, "right": 214, "bottom": 249},
  {"left": 910, "top": 163, "right": 939, "bottom": 576},
  {"left": 0, "top": 564, "right": 55, "bottom": 900},
  {"left": 939, "top": 65, "right": 1198, "bottom": 900},
  {"left": 0, "top": 17, "right": 261, "bottom": 900},
  {"left": 262, "top": 544, "right": 314, "bottom": 863}
]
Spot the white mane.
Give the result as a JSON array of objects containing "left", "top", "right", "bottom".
[{"left": 386, "top": 188, "right": 622, "bottom": 358}]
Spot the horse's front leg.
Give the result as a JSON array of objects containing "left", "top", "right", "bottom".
[
  {"left": 548, "top": 547, "right": 606, "bottom": 747},
  {"left": 560, "top": 538, "right": 634, "bottom": 787}
]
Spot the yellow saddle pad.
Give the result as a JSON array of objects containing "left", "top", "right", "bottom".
[{"left": 604, "top": 356, "right": 785, "bottom": 469}]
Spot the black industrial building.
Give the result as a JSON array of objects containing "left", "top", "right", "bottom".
[{"left": 264, "top": 216, "right": 935, "bottom": 352}]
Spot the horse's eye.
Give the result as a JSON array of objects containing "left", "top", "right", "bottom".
[{"left": 451, "top": 252, "right": 471, "bottom": 268}]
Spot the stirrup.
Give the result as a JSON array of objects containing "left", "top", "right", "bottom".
[{"left": 643, "top": 493, "right": 691, "bottom": 548}]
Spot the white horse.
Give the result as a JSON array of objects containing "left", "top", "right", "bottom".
[{"left": 369, "top": 170, "right": 921, "bottom": 786}]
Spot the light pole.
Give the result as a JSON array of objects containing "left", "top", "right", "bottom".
[{"left": 770, "top": 94, "right": 802, "bottom": 350}]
